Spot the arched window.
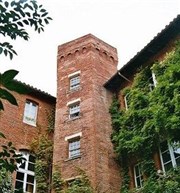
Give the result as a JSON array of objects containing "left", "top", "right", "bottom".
[{"left": 15, "top": 151, "right": 36, "bottom": 193}]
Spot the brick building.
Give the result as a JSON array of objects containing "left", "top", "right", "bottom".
[{"left": 0, "top": 15, "right": 179, "bottom": 193}]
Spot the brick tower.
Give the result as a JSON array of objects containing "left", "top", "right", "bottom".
[{"left": 53, "top": 34, "right": 121, "bottom": 192}]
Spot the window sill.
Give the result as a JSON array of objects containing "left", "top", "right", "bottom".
[
  {"left": 65, "top": 115, "right": 82, "bottom": 123},
  {"left": 64, "top": 155, "right": 81, "bottom": 162},
  {"left": 23, "top": 120, "right": 37, "bottom": 127},
  {"left": 67, "top": 86, "right": 82, "bottom": 94}
]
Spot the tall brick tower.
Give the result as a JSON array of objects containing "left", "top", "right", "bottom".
[{"left": 53, "top": 34, "right": 121, "bottom": 192}]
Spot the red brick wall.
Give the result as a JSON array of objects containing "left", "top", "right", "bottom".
[
  {"left": 53, "top": 34, "right": 121, "bottom": 192},
  {"left": 0, "top": 89, "right": 55, "bottom": 183}
]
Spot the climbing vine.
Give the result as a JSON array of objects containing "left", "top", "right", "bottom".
[
  {"left": 30, "top": 134, "right": 53, "bottom": 193},
  {"left": 110, "top": 40, "right": 180, "bottom": 192},
  {"left": 52, "top": 166, "right": 93, "bottom": 193}
]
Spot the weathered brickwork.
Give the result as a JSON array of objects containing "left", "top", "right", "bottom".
[
  {"left": 0, "top": 88, "right": 55, "bottom": 185},
  {"left": 53, "top": 34, "right": 121, "bottom": 192},
  {"left": 0, "top": 91, "right": 55, "bottom": 149}
]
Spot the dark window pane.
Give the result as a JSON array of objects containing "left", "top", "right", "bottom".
[
  {"left": 160, "top": 141, "right": 168, "bottom": 152},
  {"left": 162, "top": 151, "right": 171, "bottom": 163},
  {"left": 136, "top": 177, "right": 141, "bottom": 188},
  {"left": 15, "top": 180, "right": 23, "bottom": 190},
  {"left": 135, "top": 165, "right": 140, "bottom": 176},
  {"left": 29, "top": 155, "right": 35, "bottom": 163},
  {"left": 176, "top": 157, "right": 180, "bottom": 166},
  {"left": 19, "top": 161, "right": 26, "bottom": 169},
  {"left": 27, "top": 174, "right": 34, "bottom": 184},
  {"left": 28, "top": 162, "right": 35, "bottom": 171},
  {"left": 26, "top": 183, "right": 34, "bottom": 193},
  {"left": 16, "top": 172, "right": 24, "bottom": 181},
  {"left": 164, "top": 162, "right": 173, "bottom": 171}
]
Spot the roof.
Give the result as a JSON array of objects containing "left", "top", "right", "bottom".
[
  {"left": 104, "top": 14, "right": 180, "bottom": 91},
  {"left": 14, "top": 80, "right": 56, "bottom": 103}
]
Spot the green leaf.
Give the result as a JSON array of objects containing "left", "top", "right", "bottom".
[
  {"left": 0, "top": 100, "right": 4, "bottom": 110},
  {"left": 4, "top": 81, "right": 29, "bottom": 94},
  {"left": 0, "top": 132, "right": 6, "bottom": 139},
  {"left": 0, "top": 70, "right": 19, "bottom": 85},
  {"left": 17, "top": 21, "right": 24, "bottom": 27},
  {"left": 42, "top": 12, "right": 48, "bottom": 17},
  {"left": 23, "top": 19, "right": 29, "bottom": 25},
  {"left": 0, "top": 88, "right": 18, "bottom": 106},
  {"left": 8, "top": 142, "right": 12, "bottom": 147},
  {"left": 0, "top": 47, "right": 3, "bottom": 54},
  {"left": 4, "top": 1, "right": 9, "bottom": 8}
]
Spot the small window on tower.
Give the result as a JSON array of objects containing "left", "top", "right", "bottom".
[
  {"left": 67, "top": 99, "right": 81, "bottom": 119},
  {"left": 69, "top": 138, "right": 81, "bottom": 158},
  {"left": 65, "top": 132, "right": 82, "bottom": 160},
  {"left": 70, "top": 75, "right": 80, "bottom": 91},
  {"left": 69, "top": 103, "right": 80, "bottom": 119},
  {"left": 68, "top": 70, "right": 81, "bottom": 91}
]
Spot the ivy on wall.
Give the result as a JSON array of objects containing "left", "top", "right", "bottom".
[
  {"left": 109, "top": 40, "right": 180, "bottom": 192},
  {"left": 30, "top": 134, "right": 53, "bottom": 193}
]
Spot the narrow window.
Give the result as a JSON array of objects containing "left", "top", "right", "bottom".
[
  {"left": 15, "top": 152, "right": 36, "bottom": 193},
  {"left": 160, "top": 141, "right": 180, "bottom": 172},
  {"left": 124, "top": 94, "right": 129, "bottom": 110},
  {"left": 23, "top": 100, "right": 38, "bottom": 126},
  {"left": 70, "top": 75, "right": 80, "bottom": 91},
  {"left": 134, "top": 163, "right": 143, "bottom": 188},
  {"left": 69, "top": 102, "right": 80, "bottom": 119},
  {"left": 149, "top": 71, "right": 157, "bottom": 91},
  {"left": 69, "top": 138, "right": 81, "bottom": 159},
  {"left": 68, "top": 71, "right": 81, "bottom": 91}
]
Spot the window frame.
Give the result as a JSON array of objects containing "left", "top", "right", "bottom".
[
  {"left": 68, "top": 138, "right": 81, "bottom": 159},
  {"left": 149, "top": 71, "right": 157, "bottom": 91},
  {"left": 65, "top": 132, "right": 82, "bottom": 159},
  {"left": 15, "top": 151, "right": 36, "bottom": 193},
  {"left": 67, "top": 99, "right": 81, "bottom": 119},
  {"left": 124, "top": 93, "right": 129, "bottom": 110},
  {"left": 134, "top": 163, "right": 143, "bottom": 189},
  {"left": 68, "top": 71, "right": 81, "bottom": 91},
  {"left": 23, "top": 100, "right": 38, "bottom": 126},
  {"left": 159, "top": 140, "right": 180, "bottom": 172}
]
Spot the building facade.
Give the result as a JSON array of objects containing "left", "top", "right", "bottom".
[{"left": 0, "top": 15, "right": 180, "bottom": 193}]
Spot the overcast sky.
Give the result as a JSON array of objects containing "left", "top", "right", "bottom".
[{"left": 1, "top": 0, "right": 179, "bottom": 96}]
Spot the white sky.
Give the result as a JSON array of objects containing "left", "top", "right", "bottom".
[{"left": 1, "top": 0, "right": 180, "bottom": 96}]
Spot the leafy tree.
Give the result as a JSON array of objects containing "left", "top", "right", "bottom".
[
  {"left": 0, "top": 0, "right": 52, "bottom": 110},
  {"left": 110, "top": 40, "right": 180, "bottom": 192}
]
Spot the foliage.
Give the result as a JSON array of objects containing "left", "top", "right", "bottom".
[
  {"left": 0, "top": 135, "right": 23, "bottom": 173},
  {"left": 46, "top": 108, "right": 55, "bottom": 133},
  {"left": 0, "top": 0, "right": 52, "bottom": 110},
  {"left": 52, "top": 166, "right": 64, "bottom": 193},
  {"left": 132, "top": 167, "right": 180, "bottom": 193},
  {"left": 0, "top": 70, "right": 28, "bottom": 110},
  {"left": 0, "top": 168, "right": 13, "bottom": 193},
  {"left": 64, "top": 168, "right": 93, "bottom": 193},
  {"left": 30, "top": 134, "right": 53, "bottom": 193},
  {"left": 52, "top": 167, "right": 93, "bottom": 193},
  {"left": 0, "top": 0, "right": 52, "bottom": 59},
  {"left": 0, "top": 134, "right": 23, "bottom": 192},
  {"left": 109, "top": 40, "right": 180, "bottom": 192}
]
